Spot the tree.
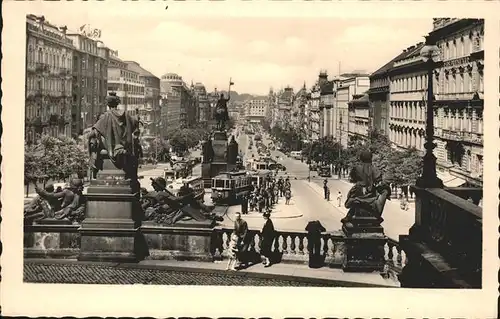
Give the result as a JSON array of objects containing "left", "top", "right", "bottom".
[
  {"left": 168, "top": 128, "right": 204, "bottom": 154},
  {"left": 24, "top": 135, "right": 89, "bottom": 186}
]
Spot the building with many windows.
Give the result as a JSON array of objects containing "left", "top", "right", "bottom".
[
  {"left": 335, "top": 74, "right": 370, "bottom": 147},
  {"left": 429, "top": 18, "right": 484, "bottom": 187},
  {"left": 245, "top": 99, "right": 268, "bottom": 124},
  {"left": 308, "top": 83, "right": 321, "bottom": 141},
  {"left": 124, "top": 61, "right": 160, "bottom": 138},
  {"left": 368, "top": 50, "right": 408, "bottom": 135},
  {"left": 67, "top": 31, "right": 110, "bottom": 136},
  {"left": 25, "top": 14, "right": 75, "bottom": 142},
  {"left": 160, "top": 73, "right": 184, "bottom": 137},
  {"left": 388, "top": 42, "right": 427, "bottom": 152},
  {"left": 347, "top": 93, "right": 371, "bottom": 138},
  {"left": 193, "top": 82, "right": 210, "bottom": 125},
  {"left": 107, "top": 52, "right": 145, "bottom": 117},
  {"left": 318, "top": 71, "right": 334, "bottom": 138}
]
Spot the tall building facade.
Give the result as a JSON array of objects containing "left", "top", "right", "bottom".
[
  {"left": 193, "top": 82, "right": 210, "bottom": 125},
  {"left": 125, "top": 61, "right": 160, "bottom": 138},
  {"left": 25, "top": 14, "right": 74, "bottom": 142},
  {"left": 67, "top": 31, "right": 109, "bottom": 136},
  {"left": 335, "top": 74, "right": 370, "bottom": 147},
  {"left": 347, "top": 93, "right": 371, "bottom": 138},
  {"left": 429, "top": 18, "right": 484, "bottom": 187},
  {"left": 309, "top": 83, "right": 321, "bottom": 141},
  {"left": 388, "top": 43, "right": 427, "bottom": 152},
  {"left": 107, "top": 53, "right": 145, "bottom": 116},
  {"left": 318, "top": 71, "right": 334, "bottom": 138},
  {"left": 245, "top": 99, "right": 268, "bottom": 124},
  {"left": 277, "top": 87, "right": 294, "bottom": 129},
  {"left": 368, "top": 51, "right": 407, "bottom": 135},
  {"left": 160, "top": 73, "right": 183, "bottom": 136}
]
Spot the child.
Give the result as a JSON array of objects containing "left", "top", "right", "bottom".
[
  {"left": 336, "top": 191, "right": 342, "bottom": 207},
  {"left": 226, "top": 233, "right": 239, "bottom": 271}
]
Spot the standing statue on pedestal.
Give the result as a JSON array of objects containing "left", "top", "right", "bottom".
[
  {"left": 214, "top": 93, "right": 230, "bottom": 131},
  {"left": 341, "top": 150, "right": 391, "bottom": 226},
  {"left": 88, "top": 92, "right": 142, "bottom": 190},
  {"left": 213, "top": 78, "right": 234, "bottom": 131}
]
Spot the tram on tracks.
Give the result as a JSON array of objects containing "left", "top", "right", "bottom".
[
  {"left": 167, "top": 176, "right": 205, "bottom": 201},
  {"left": 248, "top": 170, "right": 273, "bottom": 188},
  {"left": 211, "top": 170, "right": 252, "bottom": 205}
]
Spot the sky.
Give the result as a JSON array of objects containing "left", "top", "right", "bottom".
[{"left": 26, "top": 3, "right": 433, "bottom": 95}]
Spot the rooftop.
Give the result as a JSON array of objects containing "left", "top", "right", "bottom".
[{"left": 124, "top": 61, "right": 158, "bottom": 78}]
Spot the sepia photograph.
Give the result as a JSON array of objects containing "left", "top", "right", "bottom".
[{"left": 1, "top": 1, "right": 498, "bottom": 318}]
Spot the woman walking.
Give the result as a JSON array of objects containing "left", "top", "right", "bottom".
[{"left": 260, "top": 211, "right": 275, "bottom": 267}]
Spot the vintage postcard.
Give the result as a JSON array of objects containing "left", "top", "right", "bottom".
[{"left": 1, "top": 0, "right": 498, "bottom": 317}]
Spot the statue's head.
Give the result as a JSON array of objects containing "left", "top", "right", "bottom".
[
  {"left": 220, "top": 93, "right": 224, "bottom": 99},
  {"left": 106, "top": 92, "right": 121, "bottom": 108},
  {"left": 69, "top": 179, "right": 84, "bottom": 192},
  {"left": 359, "top": 150, "right": 373, "bottom": 164},
  {"left": 152, "top": 177, "right": 167, "bottom": 191},
  {"left": 45, "top": 184, "right": 55, "bottom": 192}
]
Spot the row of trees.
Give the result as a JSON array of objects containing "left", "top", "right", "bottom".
[
  {"left": 25, "top": 135, "right": 89, "bottom": 185},
  {"left": 270, "top": 124, "right": 423, "bottom": 187}
]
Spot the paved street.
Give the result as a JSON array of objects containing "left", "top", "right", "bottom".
[{"left": 266, "top": 146, "right": 415, "bottom": 239}]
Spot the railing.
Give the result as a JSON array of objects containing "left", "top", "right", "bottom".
[
  {"left": 212, "top": 227, "right": 406, "bottom": 269},
  {"left": 444, "top": 187, "right": 482, "bottom": 205},
  {"left": 403, "top": 186, "right": 482, "bottom": 287}
]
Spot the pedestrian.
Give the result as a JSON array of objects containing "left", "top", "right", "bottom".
[
  {"left": 260, "top": 211, "right": 275, "bottom": 267},
  {"left": 323, "top": 179, "right": 328, "bottom": 199},
  {"left": 326, "top": 187, "right": 330, "bottom": 201},
  {"left": 241, "top": 194, "right": 249, "bottom": 215},
  {"left": 305, "top": 220, "right": 326, "bottom": 268},
  {"left": 226, "top": 233, "right": 239, "bottom": 271},
  {"left": 284, "top": 189, "right": 291, "bottom": 205},
  {"left": 336, "top": 191, "right": 342, "bottom": 207},
  {"left": 233, "top": 212, "right": 249, "bottom": 269}
]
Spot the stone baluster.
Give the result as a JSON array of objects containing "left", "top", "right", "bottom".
[
  {"left": 386, "top": 241, "right": 395, "bottom": 262},
  {"left": 297, "top": 234, "right": 305, "bottom": 255},
  {"left": 273, "top": 234, "right": 280, "bottom": 253},
  {"left": 282, "top": 234, "right": 288, "bottom": 254},
  {"left": 322, "top": 235, "right": 329, "bottom": 257},
  {"left": 290, "top": 234, "right": 297, "bottom": 254},
  {"left": 396, "top": 245, "right": 403, "bottom": 266}
]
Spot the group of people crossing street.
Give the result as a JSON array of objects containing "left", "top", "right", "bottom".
[{"left": 246, "top": 175, "right": 292, "bottom": 214}]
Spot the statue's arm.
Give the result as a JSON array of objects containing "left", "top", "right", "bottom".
[{"left": 36, "top": 188, "right": 66, "bottom": 200}]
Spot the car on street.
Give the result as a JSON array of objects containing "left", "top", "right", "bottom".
[{"left": 269, "top": 162, "right": 286, "bottom": 171}]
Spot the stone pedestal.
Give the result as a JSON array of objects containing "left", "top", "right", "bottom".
[
  {"left": 142, "top": 222, "right": 215, "bottom": 261},
  {"left": 24, "top": 219, "right": 81, "bottom": 258},
  {"left": 78, "top": 159, "right": 141, "bottom": 263},
  {"left": 342, "top": 215, "right": 386, "bottom": 272}
]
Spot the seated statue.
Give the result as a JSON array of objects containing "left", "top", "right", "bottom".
[
  {"left": 88, "top": 92, "right": 141, "bottom": 193},
  {"left": 143, "top": 177, "right": 220, "bottom": 225},
  {"left": 341, "top": 150, "right": 391, "bottom": 227},
  {"left": 30, "top": 179, "right": 86, "bottom": 224},
  {"left": 24, "top": 184, "right": 61, "bottom": 223}
]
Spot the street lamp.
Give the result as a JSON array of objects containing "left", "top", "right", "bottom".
[{"left": 416, "top": 36, "right": 443, "bottom": 188}]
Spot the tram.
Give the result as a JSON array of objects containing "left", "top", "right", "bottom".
[
  {"left": 211, "top": 171, "right": 252, "bottom": 205},
  {"left": 248, "top": 170, "right": 273, "bottom": 188},
  {"left": 167, "top": 176, "right": 205, "bottom": 201}
]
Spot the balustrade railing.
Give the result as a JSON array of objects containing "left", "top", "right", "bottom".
[{"left": 212, "top": 227, "right": 407, "bottom": 270}]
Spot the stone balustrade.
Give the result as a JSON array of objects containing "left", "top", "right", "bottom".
[
  {"left": 24, "top": 222, "right": 407, "bottom": 277},
  {"left": 399, "top": 186, "right": 482, "bottom": 288}
]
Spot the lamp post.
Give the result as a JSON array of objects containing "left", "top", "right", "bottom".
[{"left": 416, "top": 36, "right": 443, "bottom": 188}]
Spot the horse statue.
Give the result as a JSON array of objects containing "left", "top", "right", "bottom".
[{"left": 214, "top": 93, "right": 230, "bottom": 131}]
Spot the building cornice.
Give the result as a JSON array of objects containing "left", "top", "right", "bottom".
[{"left": 428, "top": 19, "right": 483, "bottom": 43}]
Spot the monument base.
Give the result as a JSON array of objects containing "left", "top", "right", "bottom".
[
  {"left": 78, "top": 159, "right": 142, "bottom": 263},
  {"left": 342, "top": 215, "right": 386, "bottom": 273},
  {"left": 142, "top": 222, "right": 215, "bottom": 261}
]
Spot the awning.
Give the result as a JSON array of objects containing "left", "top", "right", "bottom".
[{"left": 436, "top": 170, "right": 466, "bottom": 188}]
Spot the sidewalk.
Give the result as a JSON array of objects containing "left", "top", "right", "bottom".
[{"left": 24, "top": 258, "right": 399, "bottom": 287}]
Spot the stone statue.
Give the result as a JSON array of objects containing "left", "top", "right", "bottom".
[
  {"left": 214, "top": 93, "right": 230, "bottom": 131},
  {"left": 202, "top": 136, "right": 214, "bottom": 164},
  {"left": 143, "top": 177, "right": 221, "bottom": 226},
  {"left": 341, "top": 150, "right": 391, "bottom": 226},
  {"left": 88, "top": 92, "right": 141, "bottom": 184},
  {"left": 29, "top": 179, "right": 86, "bottom": 224},
  {"left": 227, "top": 135, "right": 238, "bottom": 165}
]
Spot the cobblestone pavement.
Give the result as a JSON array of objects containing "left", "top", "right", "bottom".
[{"left": 24, "top": 262, "right": 339, "bottom": 286}]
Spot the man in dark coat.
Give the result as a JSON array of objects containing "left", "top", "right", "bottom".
[
  {"left": 260, "top": 211, "right": 275, "bottom": 267},
  {"left": 305, "top": 220, "right": 326, "bottom": 268}
]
